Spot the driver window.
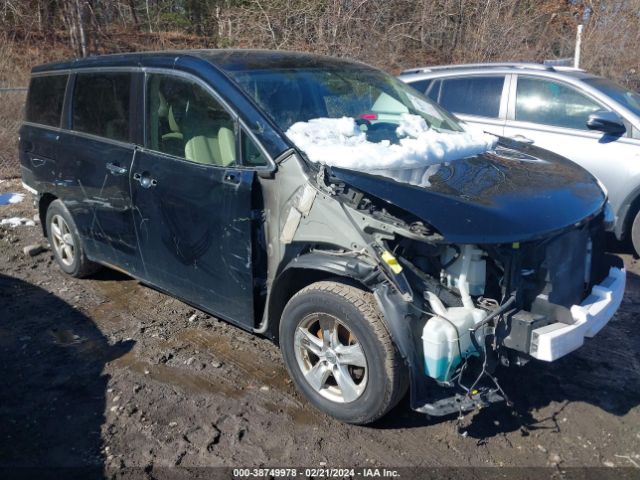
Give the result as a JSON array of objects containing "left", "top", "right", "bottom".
[
  {"left": 146, "top": 73, "right": 237, "bottom": 166},
  {"left": 515, "top": 77, "right": 604, "bottom": 130}
]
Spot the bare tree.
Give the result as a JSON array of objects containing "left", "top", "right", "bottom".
[{"left": 0, "top": 0, "right": 638, "bottom": 87}]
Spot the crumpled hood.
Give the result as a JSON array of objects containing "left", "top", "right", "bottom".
[{"left": 329, "top": 142, "right": 606, "bottom": 244}]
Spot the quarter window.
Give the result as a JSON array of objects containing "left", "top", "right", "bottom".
[
  {"left": 25, "top": 75, "right": 68, "bottom": 127},
  {"left": 241, "top": 130, "right": 268, "bottom": 167},
  {"left": 438, "top": 76, "right": 505, "bottom": 118},
  {"left": 515, "top": 77, "right": 604, "bottom": 130},
  {"left": 72, "top": 72, "right": 132, "bottom": 142},
  {"left": 146, "top": 74, "right": 237, "bottom": 167}
]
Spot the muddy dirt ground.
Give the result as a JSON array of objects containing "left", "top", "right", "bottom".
[{"left": 1, "top": 178, "right": 639, "bottom": 477}]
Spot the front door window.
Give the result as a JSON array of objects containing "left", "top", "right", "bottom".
[
  {"left": 146, "top": 74, "right": 237, "bottom": 166},
  {"left": 515, "top": 77, "right": 604, "bottom": 130}
]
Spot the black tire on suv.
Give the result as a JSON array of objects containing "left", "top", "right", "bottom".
[
  {"left": 46, "top": 199, "right": 100, "bottom": 278},
  {"left": 630, "top": 210, "right": 640, "bottom": 257},
  {"left": 279, "top": 280, "right": 408, "bottom": 424}
]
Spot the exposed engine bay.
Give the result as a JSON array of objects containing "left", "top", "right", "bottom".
[{"left": 279, "top": 160, "right": 625, "bottom": 417}]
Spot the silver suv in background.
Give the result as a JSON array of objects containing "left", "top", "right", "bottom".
[{"left": 399, "top": 63, "right": 640, "bottom": 254}]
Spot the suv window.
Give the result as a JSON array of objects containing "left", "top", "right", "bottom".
[
  {"left": 406, "top": 79, "right": 432, "bottom": 95},
  {"left": 438, "top": 76, "right": 504, "bottom": 118},
  {"left": 230, "top": 68, "right": 462, "bottom": 134},
  {"left": 146, "top": 73, "right": 237, "bottom": 167},
  {"left": 25, "top": 75, "right": 68, "bottom": 127},
  {"left": 72, "top": 72, "right": 131, "bottom": 142},
  {"left": 241, "top": 130, "right": 268, "bottom": 167},
  {"left": 515, "top": 77, "right": 604, "bottom": 130},
  {"left": 426, "top": 80, "right": 441, "bottom": 102}
]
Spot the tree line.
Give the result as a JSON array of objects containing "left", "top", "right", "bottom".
[{"left": 0, "top": 0, "right": 639, "bottom": 88}]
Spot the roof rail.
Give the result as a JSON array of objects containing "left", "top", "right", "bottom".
[
  {"left": 551, "top": 65, "right": 586, "bottom": 72},
  {"left": 400, "top": 62, "right": 555, "bottom": 75}
]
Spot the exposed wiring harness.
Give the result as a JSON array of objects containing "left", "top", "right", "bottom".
[{"left": 465, "top": 295, "right": 516, "bottom": 405}]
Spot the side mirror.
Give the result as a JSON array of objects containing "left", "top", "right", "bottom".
[{"left": 587, "top": 111, "right": 626, "bottom": 135}]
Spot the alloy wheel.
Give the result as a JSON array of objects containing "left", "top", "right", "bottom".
[
  {"left": 50, "top": 214, "right": 75, "bottom": 267},
  {"left": 294, "top": 313, "right": 368, "bottom": 403}
]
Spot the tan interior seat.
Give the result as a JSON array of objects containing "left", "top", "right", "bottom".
[
  {"left": 184, "top": 135, "right": 220, "bottom": 165},
  {"left": 217, "top": 126, "right": 236, "bottom": 166},
  {"left": 184, "top": 125, "right": 236, "bottom": 166},
  {"left": 158, "top": 91, "right": 183, "bottom": 141},
  {"left": 182, "top": 103, "right": 236, "bottom": 166},
  {"left": 164, "top": 106, "right": 182, "bottom": 140}
]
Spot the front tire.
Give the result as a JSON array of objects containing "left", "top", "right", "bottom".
[
  {"left": 631, "top": 210, "right": 640, "bottom": 257},
  {"left": 46, "top": 199, "right": 100, "bottom": 278},
  {"left": 279, "top": 280, "right": 407, "bottom": 424}
]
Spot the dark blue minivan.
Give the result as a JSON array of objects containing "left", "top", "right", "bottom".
[{"left": 20, "top": 50, "right": 625, "bottom": 424}]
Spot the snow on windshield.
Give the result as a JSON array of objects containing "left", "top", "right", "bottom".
[{"left": 285, "top": 114, "right": 497, "bottom": 186}]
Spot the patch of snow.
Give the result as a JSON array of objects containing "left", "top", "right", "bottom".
[
  {"left": 285, "top": 114, "right": 497, "bottom": 186},
  {"left": 395, "top": 114, "right": 430, "bottom": 139},
  {"left": 1, "top": 217, "right": 36, "bottom": 228},
  {"left": 0, "top": 192, "right": 25, "bottom": 205},
  {"left": 8, "top": 193, "right": 24, "bottom": 204}
]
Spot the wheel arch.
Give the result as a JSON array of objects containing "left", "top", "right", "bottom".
[
  {"left": 264, "top": 252, "right": 380, "bottom": 342},
  {"left": 38, "top": 192, "right": 58, "bottom": 237},
  {"left": 617, "top": 186, "right": 640, "bottom": 240},
  {"left": 270, "top": 260, "right": 441, "bottom": 414}
]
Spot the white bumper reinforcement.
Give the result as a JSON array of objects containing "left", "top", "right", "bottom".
[{"left": 529, "top": 266, "right": 626, "bottom": 362}]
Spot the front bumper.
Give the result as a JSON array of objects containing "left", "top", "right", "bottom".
[{"left": 529, "top": 267, "right": 626, "bottom": 361}]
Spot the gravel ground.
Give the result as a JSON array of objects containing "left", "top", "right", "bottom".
[{"left": 1, "top": 178, "right": 639, "bottom": 478}]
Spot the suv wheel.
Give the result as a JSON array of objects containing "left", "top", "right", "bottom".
[
  {"left": 46, "top": 200, "right": 100, "bottom": 278},
  {"left": 279, "top": 280, "right": 407, "bottom": 424},
  {"left": 631, "top": 210, "right": 640, "bottom": 257}
]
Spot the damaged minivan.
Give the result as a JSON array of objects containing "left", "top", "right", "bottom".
[{"left": 20, "top": 50, "right": 625, "bottom": 424}]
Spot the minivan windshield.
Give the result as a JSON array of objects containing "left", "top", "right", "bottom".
[
  {"left": 584, "top": 77, "right": 640, "bottom": 118},
  {"left": 227, "top": 67, "right": 464, "bottom": 141}
]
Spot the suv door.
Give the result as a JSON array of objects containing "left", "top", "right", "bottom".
[
  {"left": 59, "top": 70, "right": 142, "bottom": 275},
  {"left": 504, "top": 75, "right": 640, "bottom": 220},
  {"left": 131, "top": 71, "right": 260, "bottom": 328},
  {"left": 427, "top": 74, "right": 508, "bottom": 136},
  {"left": 20, "top": 74, "right": 69, "bottom": 189}
]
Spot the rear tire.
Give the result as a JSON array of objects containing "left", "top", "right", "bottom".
[
  {"left": 631, "top": 210, "right": 640, "bottom": 257},
  {"left": 46, "top": 199, "right": 100, "bottom": 278},
  {"left": 279, "top": 280, "right": 407, "bottom": 424}
]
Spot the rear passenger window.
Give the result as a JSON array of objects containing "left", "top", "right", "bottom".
[
  {"left": 146, "top": 74, "right": 237, "bottom": 167},
  {"left": 26, "top": 75, "right": 68, "bottom": 127},
  {"left": 72, "top": 72, "right": 131, "bottom": 142},
  {"left": 439, "top": 76, "right": 505, "bottom": 118}
]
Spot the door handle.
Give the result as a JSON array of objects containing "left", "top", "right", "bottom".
[
  {"left": 223, "top": 171, "right": 241, "bottom": 185},
  {"left": 509, "top": 134, "right": 534, "bottom": 145},
  {"left": 106, "top": 162, "right": 128, "bottom": 175},
  {"left": 133, "top": 171, "right": 157, "bottom": 188},
  {"left": 31, "top": 157, "right": 46, "bottom": 167}
]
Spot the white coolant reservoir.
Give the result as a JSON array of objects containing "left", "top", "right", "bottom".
[
  {"left": 422, "top": 295, "right": 487, "bottom": 382},
  {"left": 441, "top": 245, "right": 486, "bottom": 297},
  {"left": 423, "top": 244, "right": 488, "bottom": 383}
]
